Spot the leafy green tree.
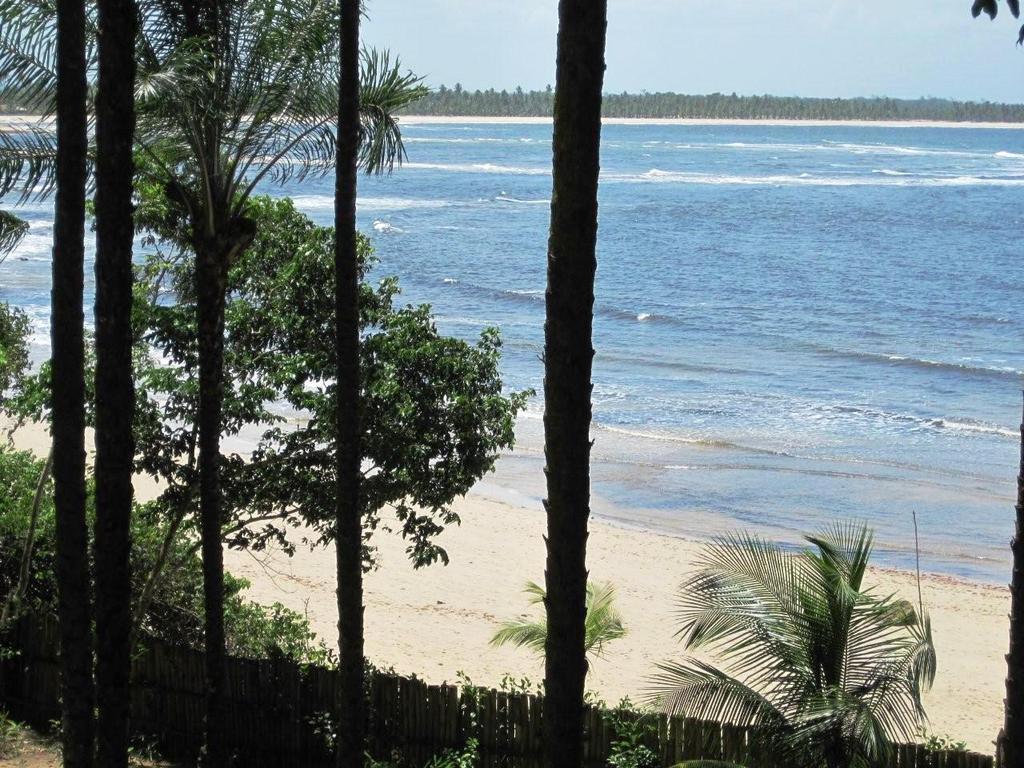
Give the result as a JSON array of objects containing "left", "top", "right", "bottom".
[
  {"left": 542, "top": 1, "right": 608, "bottom": 766},
  {"left": 491, "top": 581, "right": 626, "bottom": 668},
  {"left": 0, "top": 303, "right": 30, "bottom": 403},
  {"left": 650, "top": 524, "right": 936, "bottom": 768},
  {"left": 3, "top": 192, "right": 527, "bottom": 644},
  {"left": 115, "top": 194, "right": 528, "bottom": 567}
]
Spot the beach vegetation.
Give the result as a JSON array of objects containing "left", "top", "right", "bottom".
[
  {"left": 407, "top": 85, "right": 1024, "bottom": 123},
  {"left": 650, "top": 523, "right": 936, "bottom": 768},
  {"left": 604, "top": 698, "right": 659, "bottom": 768},
  {"left": 0, "top": 302, "right": 29, "bottom": 404},
  {"left": 491, "top": 580, "right": 626, "bottom": 669},
  {"left": 920, "top": 729, "right": 968, "bottom": 754},
  {"left": 0, "top": 445, "right": 332, "bottom": 665},
  {"left": 3, "top": 192, "right": 528, "bottom": 634}
]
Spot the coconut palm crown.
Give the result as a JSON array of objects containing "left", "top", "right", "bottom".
[{"left": 650, "top": 523, "right": 936, "bottom": 768}]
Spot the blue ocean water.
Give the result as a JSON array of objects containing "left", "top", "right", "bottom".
[{"left": 4, "top": 120, "right": 1024, "bottom": 582}]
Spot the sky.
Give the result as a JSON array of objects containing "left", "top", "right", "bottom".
[{"left": 362, "top": 1, "right": 1024, "bottom": 104}]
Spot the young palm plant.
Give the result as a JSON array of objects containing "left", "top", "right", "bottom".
[
  {"left": 650, "top": 523, "right": 936, "bottom": 768},
  {"left": 491, "top": 581, "right": 626, "bottom": 668}
]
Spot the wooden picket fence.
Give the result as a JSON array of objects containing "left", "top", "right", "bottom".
[{"left": 0, "top": 613, "right": 997, "bottom": 767}]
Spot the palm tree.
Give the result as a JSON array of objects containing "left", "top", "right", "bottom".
[
  {"left": 333, "top": 0, "right": 364, "bottom": 765},
  {"left": 650, "top": 524, "right": 936, "bottom": 768},
  {"left": 1, "top": 3, "right": 423, "bottom": 761},
  {"left": 92, "top": 0, "right": 137, "bottom": 765},
  {"left": 50, "top": 0, "right": 94, "bottom": 765},
  {"left": 541, "top": 0, "right": 608, "bottom": 766},
  {"left": 492, "top": 581, "right": 626, "bottom": 668},
  {"left": 1001, "top": 396, "right": 1024, "bottom": 768}
]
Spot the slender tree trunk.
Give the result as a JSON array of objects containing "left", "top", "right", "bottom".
[
  {"left": 130, "top": 501, "right": 189, "bottom": 651},
  {"left": 334, "top": 2, "right": 364, "bottom": 766},
  {"left": 195, "top": 241, "right": 230, "bottom": 767},
  {"left": 93, "top": 1, "right": 138, "bottom": 765},
  {"left": 1001, "top": 393, "right": 1024, "bottom": 768},
  {"left": 52, "top": 0, "right": 94, "bottom": 764},
  {"left": 1, "top": 450, "right": 53, "bottom": 627},
  {"left": 541, "top": 2, "right": 607, "bottom": 767}
]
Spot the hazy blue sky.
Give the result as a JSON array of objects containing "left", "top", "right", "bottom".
[{"left": 362, "top": 1, "right": 1024, "bottom": 103}]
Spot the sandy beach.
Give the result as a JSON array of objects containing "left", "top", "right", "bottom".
[
  {"left": 4, "top": 417, "right": 1011, "bottom": 753},
  {"left": 224, "top": 490, "right": 1009, "bottom": 755},
  {"left": 5, "top": 422, "right": 1005, "bottom": 754}
]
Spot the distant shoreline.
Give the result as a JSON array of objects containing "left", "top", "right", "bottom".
[
  {"left": 399, "top": 114, "right": 1024, "bottom": 130},
  {"left": 5, "top": 114, "right": 1024, "bottom": 131}
]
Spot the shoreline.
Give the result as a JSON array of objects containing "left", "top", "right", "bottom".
[
  {"left": 3, "top": 420, "right": 1010, "bottom": 752},
  {"left": 226, "top": 488, "right": 1009, "bottom": 755},
  {"left": 397, "top": 114, "right": 1024, "bottom": 130}
]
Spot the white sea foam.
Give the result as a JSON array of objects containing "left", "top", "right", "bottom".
[
  {"left": 290, "top": 195, "right": 454, "bottom": 212},
  {"left": 405, "top": 162, "right": 549, "bottom": 176},
  {"left": 405, "top": 137, "right": 536, "bottom": 145},
  {"left": 495, "top": 195, "right": 550, "bottom": 205},
  {"left": 931, "top": 419, "right": 1018, "bottom": 439},
  {"left": 605, "top": 169, "right": 1024, "bottom": 187},
  {"left": 636, "top": 313, "right": 653, "bottom": 321},
  {"left": 372, "top": 220, "right": 402, "bottom": 234},
  {"left": 996, "top": 150, "right": 1024, "bottom": 159}
]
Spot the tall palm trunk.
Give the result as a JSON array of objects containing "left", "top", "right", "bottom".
[
  {"left": 52, "top": 0, "right": 94, "bottom": 765},
  {"left": 541, "top": 1, "right": 607, "bottom": 767},
  {"left": 195, "top": 240, "right": 231, "bottom": 767},
  {"left": 93, "top": 0, "right": 138, "bottom": 765},
  {"left": 334, "top": 1, "right": 364, "bottom": 766},
  {"left": 1002, "top": 394, "right": 1024, "bottom": 768}
]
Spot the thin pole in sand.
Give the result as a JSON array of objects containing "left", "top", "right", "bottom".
[{"left": 912, "top": 509, "right": 924, "bottom": 615}]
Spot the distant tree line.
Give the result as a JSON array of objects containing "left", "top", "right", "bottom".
[{"left": 404, "top": 84, "right": 1024, "bottom": 122}]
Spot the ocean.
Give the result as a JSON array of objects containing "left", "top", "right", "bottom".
[{"left": 4, "top": 120, "right": 1024, "bottom": 582}]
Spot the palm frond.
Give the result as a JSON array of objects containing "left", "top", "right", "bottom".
[
  {"left": 358, "top": 48, "right": 427, "bottom": 175},
  {"left": 0, "top": 208, "right": 29, "bottom": 257},
  {"left": 656, "top": 523, "right": 935, "bottom": 765},
  {"left": 584, "top": 581, "right": 626, "bottom": 657},
  {"left": 490, "top": 580, "right": 626, "bottom": 665},
  {"left": 489, "top": 620, "right": 547, "bottom": 655},
  {"left": 0, "top": 123, "right": 59, "bottom": 201},
  {"left": 647, "top": 659, "right": 786, "bottom": 728},
  {"left": 0, "top": 0, "right": 58, "bottom": 114}
]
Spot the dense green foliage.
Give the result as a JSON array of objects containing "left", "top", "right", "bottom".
[
  {"left": 123, "top": 191, "right": 527, "bottom": 568},
  {"left": 0, "top": 446, "right": 331, "bottom": 663},
  {"left": 0, "top": 303, "right": 29, "bottom": 402},
  {"left": 407, "top": 84, "right": 1024, "bottom": 122},
  {"left": 650, "top": 524, "right": 936, "bottom": 768}
]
